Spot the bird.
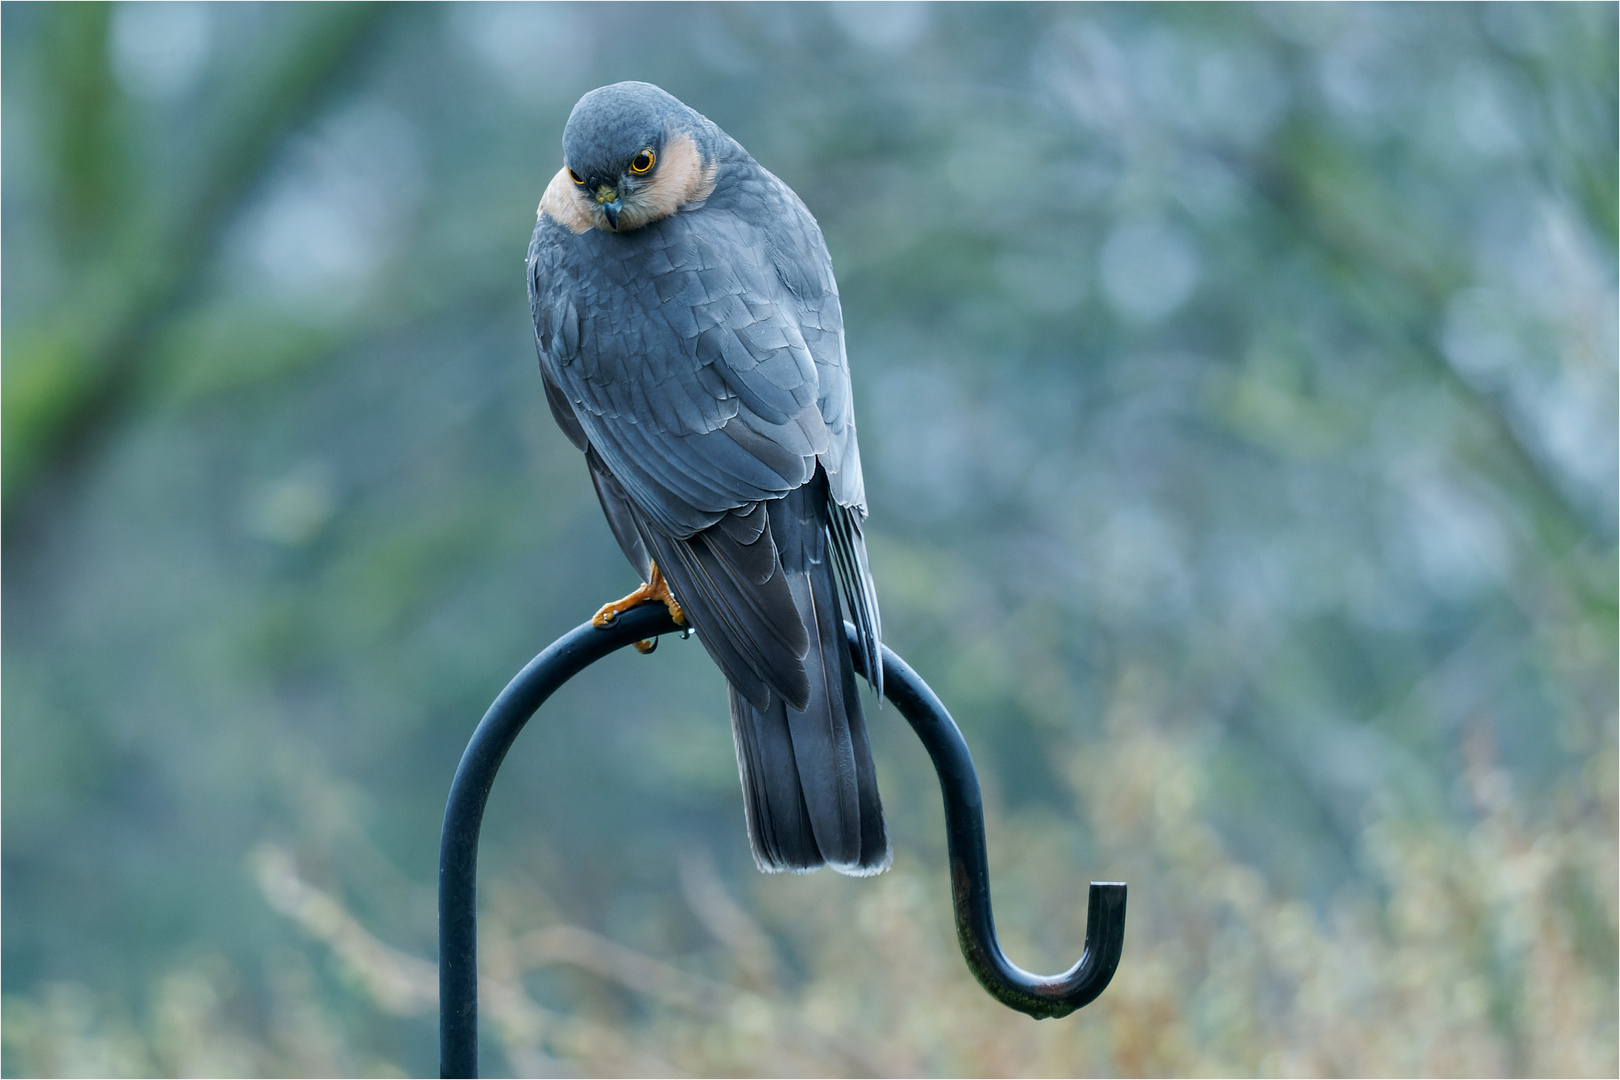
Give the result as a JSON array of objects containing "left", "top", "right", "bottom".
[{"left": 527, "top": 82, "right": 889, "bottom": 876}]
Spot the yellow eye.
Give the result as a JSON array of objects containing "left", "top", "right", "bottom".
[
  {"left": 568, "top": 168, "right": 584, "bottom": 185},
  {"left": 629, "top": 148, "right": 655, "bottom": 174}
]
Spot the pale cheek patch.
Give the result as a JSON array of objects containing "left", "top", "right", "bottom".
[
  {"left": 538, "top": 167, "right": 596, "bottom": 235},
  {"left": 538, "top": 133, "right": 719, "bottom": 235},
  {"left": 620, "top": 132, "right": 718, "bottom": 229}
]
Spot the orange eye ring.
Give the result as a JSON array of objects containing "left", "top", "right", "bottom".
[
  {"left": 629, "top": 148, "right": 655, "bottom": 174},
  {"left": 568, "top": 168, "right": 584, "bottom": 185}
]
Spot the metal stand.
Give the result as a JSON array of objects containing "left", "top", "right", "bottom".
[{"left": 440, "top": 602, "right": 1126, "bottom": 1077}]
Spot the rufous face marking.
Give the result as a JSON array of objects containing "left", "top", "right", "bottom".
[{"left": 539, "top": 132, "right": 717, "bottom": 235}]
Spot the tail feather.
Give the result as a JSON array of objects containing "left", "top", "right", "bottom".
[
  {"left": 725, "top": 481, "right": 888, "bottom": 875},
  {"left": 728, "top": 683, "right": 821, "bottom": 872},
  {"left": 625, "top": 464, "right": 889, "bottom": 876},
  {"left": 780, "top": 554, "right": 862, "bottom": 863},
  {"left": 727, "top": 619, "right": 890, "bottom": 874},
  {"left": 827, "top": 501, "right": 881, "bottom": 697}
]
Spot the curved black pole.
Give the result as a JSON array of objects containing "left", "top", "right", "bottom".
[
  {"left": 847, "top": 627, "right": 1126, "bottom": 1021},
  {"left": 440, "top": 603, "right": 1125, "bottom": 1077},
  {"left": 439, "top": 602, "right": 679, "bottom": 1079}
]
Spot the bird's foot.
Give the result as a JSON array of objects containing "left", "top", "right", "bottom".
[{"left": 593, "top": 562, "right": 686, "bottom": 653}]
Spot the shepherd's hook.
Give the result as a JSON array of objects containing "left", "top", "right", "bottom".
[{"left": 439, "top": 601, "right": 1126, "bottom": 1078}]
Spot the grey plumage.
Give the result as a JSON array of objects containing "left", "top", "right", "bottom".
[{"left": 529, "top": 83, "right": 887, "bottom": 875}]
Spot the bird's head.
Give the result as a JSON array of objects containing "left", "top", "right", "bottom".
[{"left": 546, "top": 82, "right": 719, "bottom": 234}]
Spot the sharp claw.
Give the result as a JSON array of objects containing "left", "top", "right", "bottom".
[
  {"left": 593, "top": 563, "right": 681, "bottom": 636},
  {"left": 633, "top": 638, "right": 657, "bottom": 654}
]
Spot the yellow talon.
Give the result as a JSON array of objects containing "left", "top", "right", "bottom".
[{"left": 592, "top": 562, "right": 686, "bottom": 653}]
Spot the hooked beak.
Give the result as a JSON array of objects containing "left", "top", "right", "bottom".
[{"left": 595, "top": 185, "right": 622, "bottom": 229}]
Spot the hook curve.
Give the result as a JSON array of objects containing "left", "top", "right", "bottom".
[
  {"left": 847, "top": 627, "right": 1126, "bottom": 1019},
  {"left": 441, "top": 602, "right": 1124, "bottom": 1075}
]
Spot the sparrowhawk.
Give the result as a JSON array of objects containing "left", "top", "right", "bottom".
[{"left": 528, "top": 82, "right": 888, "bottom": 875}]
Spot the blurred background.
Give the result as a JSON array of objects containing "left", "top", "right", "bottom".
[{"left": 3, "top": 2, "right": 1615, "bottom": 1076}]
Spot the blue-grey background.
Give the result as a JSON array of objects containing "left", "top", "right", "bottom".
[{"left": 4, "top": 3, "right": 1615, "bottom": 1076}]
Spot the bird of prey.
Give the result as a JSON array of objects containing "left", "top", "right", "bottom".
[{"left": 527, "top": 82, "right": 889, "bottom": 876}]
